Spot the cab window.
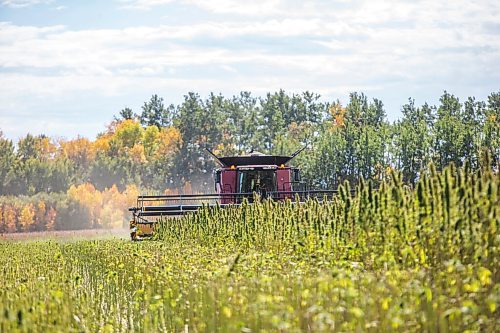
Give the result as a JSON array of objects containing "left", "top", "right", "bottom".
[{"left": 238, "top": 170, "right": 276, "bottom": 193}]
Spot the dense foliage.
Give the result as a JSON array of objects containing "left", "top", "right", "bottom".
[
  {"left": 0, "top": 162, "right": 497, "bottom": 332},
  {"left": 0, "top": 184, "right": 138, "bottom": 232},
  {"left": 0, "top": 90, "right": 498, "bottom": 231}
]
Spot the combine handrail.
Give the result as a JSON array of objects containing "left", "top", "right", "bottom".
[
  {"left": 137, "top": 192, "right": 253, "bottom": 200},
  {"left": 137, "top": 190, "right": 340, "bottom": 200}
]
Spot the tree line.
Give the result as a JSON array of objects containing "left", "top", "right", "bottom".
[
  {"left": 0, "top": 184, "right": 138, "bottom": 233},
  {"left": 0, "top": 90, "right": 498, "bottom": 231}
]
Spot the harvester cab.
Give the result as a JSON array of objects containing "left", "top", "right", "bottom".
[
  {"left": 211, "top": 150, "right": 305, "bottom": 203},
  {"left": 129, "top": 147, "right": 336, "bottom": 240}
]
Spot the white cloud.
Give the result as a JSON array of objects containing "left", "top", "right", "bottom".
[
  {"left": 118, "top": 0, "right": 174, "bottom": 10},
  {"left": 184, "top": 0, "right": 283, "bottom": 16},
  {"left": 1, "top": 0, "right": 53, "bottom": 8},
  {"left": 1, "top": 0, "right": 499, "bottom": 139},
  {"left": 1, "top": 9, "right": 498, "bottom": 75},
  {"left": 117, "top": 0, "right": 283, "bottom": 14}
]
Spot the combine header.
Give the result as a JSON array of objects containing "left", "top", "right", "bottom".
[{"left": 129, "top": 148, "right": 338, "bottom": 240}]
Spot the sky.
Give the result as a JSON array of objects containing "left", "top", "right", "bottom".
[{"left": 0, "top": 0, "right": 499, "bottom": 141}]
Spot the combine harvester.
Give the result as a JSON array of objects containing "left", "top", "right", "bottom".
[{"left": 129, "top": 148, "right": 338, "bottom": 240}]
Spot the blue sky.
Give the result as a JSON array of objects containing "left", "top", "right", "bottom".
[{"left": 0, "top": 0, "right": 499, "bottom": 141}]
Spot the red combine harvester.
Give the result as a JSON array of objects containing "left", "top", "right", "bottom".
[{"left": 129, "top": 148, "right": 338, "bottom": 240}]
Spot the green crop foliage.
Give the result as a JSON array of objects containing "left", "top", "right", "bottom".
[{"left": 1, "top": 162, "right": 498, "bottom": 332}]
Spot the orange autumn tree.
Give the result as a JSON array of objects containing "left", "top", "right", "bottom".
[
  {"left": 67, "top": 183, "right": 140, "bottom": 229},
  {"left": 2, "top": 204, "right": 17, "bottom": 233},
  {"left": 93, "top": 133, "right": 111, "bottom": 154},
  {"left": 0, "top": 184, "right": 139, "bottom": 233},
  {"left": 18, "top": 203, "right": 35, "bottom": 232},
  {"left": 156, "top": 126, "right": 181, "bottom": 158},
  {"left": 108, "top": 119, "right": 181, "bottom": 161},
  {"left": 34, "top": 201, "right": 46, "bottom": 231},
  {"left": 67, "top": 183, "right": 103, "bottom": 228},
  {"left": 59, "top": 136, "right": 96, "bottom": 169},
  {"left": 129, "top": 144, "right": 147, "bottom": 164},
  {"left": 101, "top": 185, "right": 124, "bottom": 228},
  {"left": 45, "top": 206, "right": 57, "bottom": 231},
  {"left": 35, "top": 136, "right": 57, "bottom": 160},
  {"left": 98, "top": 119, "right": 181, "bottom": 164},
  {"left": 0, "top": 204, "right": 4, "bottom": 233},
  {"left": 329, "top": 101, "right": 346, "bottom": 128},
  {"left": 112, "top": 119, "right": 143, "bottom": 150}
]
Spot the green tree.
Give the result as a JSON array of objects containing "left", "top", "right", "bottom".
[
  {"left": 392, "top": 100, "right": 434, "bottom": 184},
  {"left": 434, "top": 91, "right": 464, "bottom": 169},
  {"left": 140, "top": 94, "right": 175, "bottom": 127},
  {"left": 173, "top": 92, "right": 217, "bottom": 187},
  {"left": 301, "top": 91, "right": 328, "bottom": 124},
  {"left": 0, "top": 131, "right": 16, "bottom": 194},
  {"left": 341, "top": 93, "right": 389, "bottom": 182},
  {"left": 259, "top": 91, "right": 287, "bottom": 151},
  {"left": 238, "top": 92, "right": 262, "bottom": 153},
  {"left": 119, "top": 107, "right": 136, "bottom": 120},
  {"left": 89, "top": 154, "right": 131, "bottom": 191},
  {"left": 303, "top": 126, "right": 347, "bottom": 189},
  {"left": 461, "top": 97, "right": 484, "bottom": 168},
  {"left": 17, "top": 134, "right": 39, "bottom": 161},
  {"left": 482, "top": 91, "right": 500, "bottom": 165}
]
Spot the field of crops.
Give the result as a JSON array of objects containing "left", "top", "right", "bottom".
[{"left": 1, "top": 162, "right": 498, "bottom": 332}]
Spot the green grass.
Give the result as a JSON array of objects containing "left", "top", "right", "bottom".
[{"left": 1, "top": 163, "right": 498, "bottom": 332}]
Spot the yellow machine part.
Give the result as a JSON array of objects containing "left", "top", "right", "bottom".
[{"left": 130, "top": 220, "right": 155, "bottom": 240}]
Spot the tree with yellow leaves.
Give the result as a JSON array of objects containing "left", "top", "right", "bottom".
[
  {"left": 156, "top": 127, "right": 181, "bottom": 158},
  {"left": 129, "top": 144, "right": 147, "bottom": 164},
  {"left": 2, "top": 204, "right": 17, "bottom": 233},
  {"left": 112, "top": 119, "right": 143, "bottom": 150},
  {"left": 143, "top": 125, "right": 160, "bottom": 158},
  {"left": 0, "top": 204, "right": 4, "bottom": 233},
  {"left": 18, "top": 203, "right": 35, "bottom": 232},
  {"left": 46, "top": 206, "right": 57, "bottom": 231},
  {"left": 329, "top": 101, "right": 346, "bottom": 128},
  {"left": 93, "top": 133, "right": 111, "bottom": 154},
  {"left": 67, "top": 183, "right": 103, "bottom": 228},
  {"left": 35, "top": 201, "right": 46, "bottom": 231},
  {"left": 59, "top": 136, "right": 96, "bottom": 169}
]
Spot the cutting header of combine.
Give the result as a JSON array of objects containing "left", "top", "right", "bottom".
[{"left": 129, "top": 147, "right": 338, "bottom": 240}]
